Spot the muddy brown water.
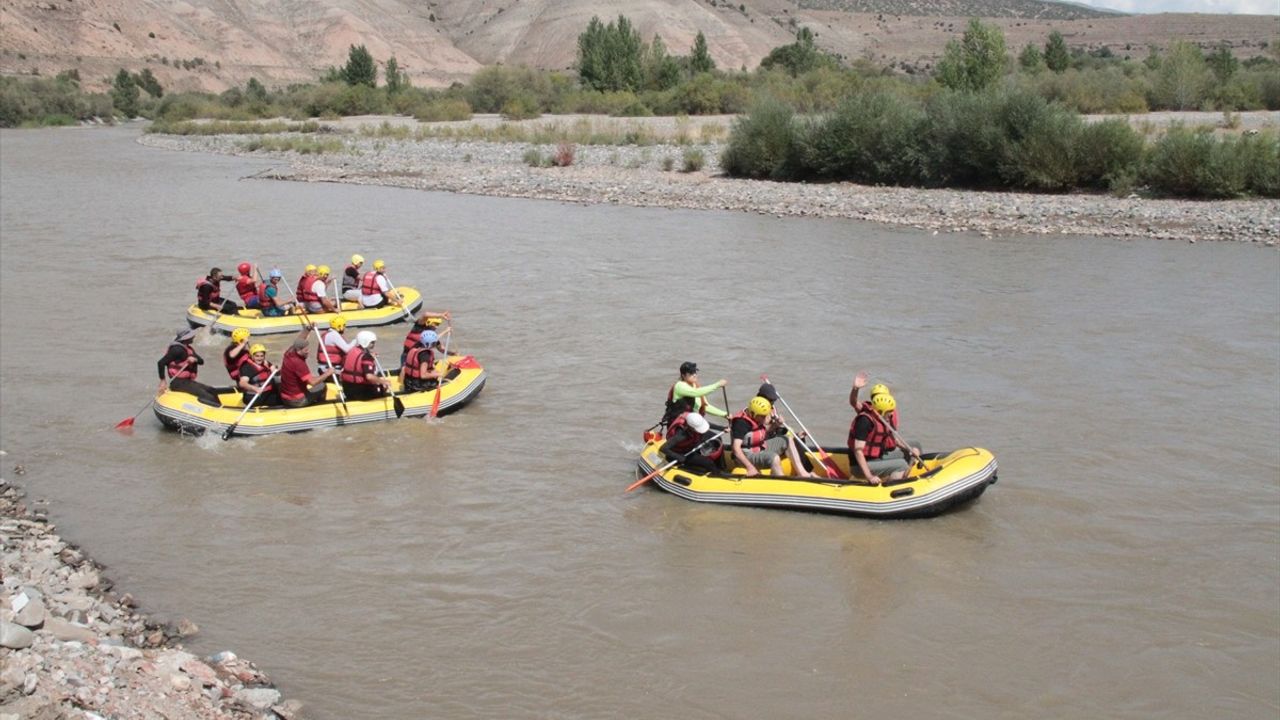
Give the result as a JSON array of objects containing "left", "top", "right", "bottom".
[{"left": 1, "top": 127, "right": 1277, "bottom": 719}]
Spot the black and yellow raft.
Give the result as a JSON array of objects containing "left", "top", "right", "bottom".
[
  {"left": 154, "top": 355, "right": 485, "bottom": 436},
  {"left": 635, "top": 441, "right": 997, "bottom": 519},
  {"left": 185, "top": 287, "right": 424, "bottom": 336}
]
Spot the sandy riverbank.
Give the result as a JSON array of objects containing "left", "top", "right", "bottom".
[
  {"left": 139, "top": 113, "right": 1280, "bottom": 246},
  {"left": 1, "top": 476, "right": 300, "bottom": 719}
]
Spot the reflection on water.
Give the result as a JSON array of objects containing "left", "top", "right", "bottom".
[{"left": 1, "top": 127, "right": 1277, "bottom": 719}]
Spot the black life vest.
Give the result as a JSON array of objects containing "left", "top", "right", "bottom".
[
  {"left": 852, "top": 403, "right": 899, "bottom": 459},
  {"left": 167, "top": 342, "right": 199, "bottom": 380},
  {"left": 340, "top": 347, "right": 376, "bottom": 385},
  {"left": 342, "top": 264, "right": 360, "bottom": 291},
  {"left": 403, "top": 346, "right": 436, "bottom": 380},
  {"left": 663, "top": 382, "right": 708, "bottom": 430},
  {"left": 729, "top": 411, "right": 769, "bottom": 451},
  {"left": 222, "top": 344, "right": 248, "bottom": 381}
]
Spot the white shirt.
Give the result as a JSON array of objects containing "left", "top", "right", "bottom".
[
  {"left": 310, "top": 278, "right": 328, "bottom": 300},
  {"left": 317, "top": 330, "right": 353, "bottom": 367},
  {"left": 360, "top": 274, "right": 391, "bottom": 307}
]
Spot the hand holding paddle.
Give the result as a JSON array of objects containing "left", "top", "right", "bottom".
[
  {"left": 626, "top": 429, "right": 728, "bottom": 493},
  {"left": 429, "top": 318, "right": 453, "bottom": 418},
  {"left": 222, "top": 366, "right": 279, "bottom": 440},
  {"left": 760, "top": 374, "right": 845, "bottom": 479},
  {"left": 371, "top": 353, "right": 406, "bottom": 419}
]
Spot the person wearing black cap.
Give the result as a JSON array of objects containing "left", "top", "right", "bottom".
[
  {"left": 661, "top": 361, "right": 728, "bottom": 433},
  {"left": 157, "top": 328, "right": 222, "bottom": 406}
]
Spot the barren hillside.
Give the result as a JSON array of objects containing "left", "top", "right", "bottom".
[{"left": 0, "top": 0, "right": 1275, "bottom": 92}]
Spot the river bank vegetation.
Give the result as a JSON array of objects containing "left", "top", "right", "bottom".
[{"left": 3, "top": 15, "right": 1277, "bottom": 199}]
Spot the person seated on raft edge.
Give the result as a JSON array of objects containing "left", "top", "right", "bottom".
[
  {"left": 237, "top": 342, "right": 282, "bottom": 407},
  {"left": 661, "top": 361, "right": 729, "bottom": 435},
  {"left": 279, "top": 328, "right": 337, "bottom": 408},
  {"left": 157, "top": 327, "right": 223, "bottom": 407},
  {"left": 847, "top": 376, "right": 922, "bottom": 486},
  {"left": 342, "top": 254, "right": 365, "bottom": 303},
  {"left": 340, "top": 330, "right": 392, "bottom": 401},
  {"left": 223, "top": 328, "right": 251, "bottom": 385},
  {"left": 234, "top": 262, "right": 262, "bottom": 310},
  {"left": 359, "top": 259, "right": 403, "bottom": 310},
  {"left": 662, "top": 412, "right": 726, "bottom": 474},
  {"left": 196, "top": 267, "right": 242, "bottom": 316},
  {"left": 315, "top": 315, "right": 353, "bottom": 373},
  {"left": 311, "top": 265, "right": 338, "bottom": 313},
  {"left": 258, "top": 269, "right": 296, "bottom": 318},
  {"left": 729, "top": 396, "right": 816, "bottom": 479},
  {"left": 400, "top": 329, "right": 454, "bottom": 393},
  {"left": 401, "top": 312, "right": 452, "bottom": 365}
]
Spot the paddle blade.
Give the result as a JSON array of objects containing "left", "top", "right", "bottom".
[
  {"left": 114, "top": 417, "right": 136, "bottom": 431},
  {"left": 393, "top": 396, "right": 406, "bottom": 419},
  {"left": 429, "top": 387, "right": 442, "bottom": 418},
  {"left": 625, "top": 472, "right": 655, "bottom": 493}
]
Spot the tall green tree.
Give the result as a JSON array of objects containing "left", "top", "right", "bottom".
[
  {"left": 1206, "top": 44, "right": 1239, "bottom": 83},
  {"left": 1155, "top": 41, "right": 1210, "bottom": 110},
  {"left": 1044, "top": 30, "right": 1070, "bottom": 73},
  {"left": 576, "top": 15, "right": 644, "bottom": 92},
  {"left": 341, "top": 44, "right": 377, "bottom": 87},
  {"left": 645, "top": 35, "right": 682, "bottom": 90},
  {"left": 246, "top": 77, "right": 268, "bottom": 104},
  {"left": 134, "top": 68, "right": 163, "bottom": 98},
  {"left": 385, "top": 56, "right": 409, "bottom": 93},
  {"left": 759, "top": 27, "right": 834, "bottom": 77},
  {"left": 1018, "top": 43, "right": 1045, "bottom": 74},
  {"left": 111, "top": 69, "right": 139, "bottom": 117},
  {"left": 936, "top": 19, "right": 1008, "bottom": 92},
  {"left": 690, "top": 31, "right": 716, "bottom": 74}
]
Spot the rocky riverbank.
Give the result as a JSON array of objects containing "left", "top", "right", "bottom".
[
  {"left": 138, "top": 115, "right": 1280, "bottom": 246},
  {"left": 1, "top": 477, "right": 300, "bottom": 719}
]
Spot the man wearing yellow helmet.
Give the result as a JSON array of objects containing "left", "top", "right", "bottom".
[
  {"left": 849, "top": 379, "right": 920, "bottom": 485},
  {"left": 301, "top": 265, "right": 337, "bottom": 313},
  {"left": 359, "top": 259, "right": 403, "bottom": 309},
  {"left": 222, "top": 328, "right": 252, "bottom": 384},
  {"left": 729, "top": 395, "right": 815, "bottom": 478},
  {"left": 316, "top": 315, "right": 354, "bottom": 372},
  {"left": 295, "top": 264, "right": 322, "bottom": 313},
  {"left": 342, "top": 254, "right": 365, "bottom": 303}
]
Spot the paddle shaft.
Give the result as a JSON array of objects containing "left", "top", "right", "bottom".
[
  {"left": 626, "top": 428, "right": 728, "bottom": 493},
  {"left": 381, "top": 273, "right": 413, "bottom": 321},
  {"left": 223, "top": 366, "right": 279, "bottom": 439},
  {"left": 312, "top": 325, "right": 348, "bottom": 406},
  {"left": 864, "top": 405, "right": 924, "bottom": 470},
  {"left": 371, "top": 353, "right": 406, "bottom": 418},
  {"left": 429, "top": 319, "right": 453, "bottom": 418},
  {"left": 760, "top": 374, "right": 845, "bottom": 479}
]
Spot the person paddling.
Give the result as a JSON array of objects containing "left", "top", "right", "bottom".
[
  {"left": 197, "top": 267, "right": 240, "bottom": 315},
  {"left": 157, "top": 328, "right": 222, "bottom": 407},
  {"left": 661, "top": 361, "right": 728, "bottom": 435},
  {"left": 663, "top": 412, "right": 725, "bottom": 473},
  {"left": 848, "top": 380, "right": 920, "bottom": 485},
  {"left": 259, "top": 269, "right": 294, "bottom": 317},
  {"left": 730, "top": 396, "right": 814, "bottom": 478},
  {"left": 237, "top": 343, "right": 281, "bottom": 407},
  {"left": 342, "top": 254, "right": 365, "bottom": 303},
  {"left": 234, "top": 263, "right": 262, "bottom": 309},
  {"left": 279, "top": 330, "right": 336, "bottom": 408},
  {"left": 223, "top": 328, "right": 251, "bottom": 384},
  {"left": 360, "top": 260, "right": 402, "bottom": 309},
  {"left": 340, "top": 331, "right": 391, "bottom": 401},
  {"left": 401, "top": 312, "right": 451, "bottom": 364},
  {"left": 400, "top": 330, "right": 446, "bottom": 393},
  {"left": 316, "top": 315, "right": 353, "bottom": 372}
]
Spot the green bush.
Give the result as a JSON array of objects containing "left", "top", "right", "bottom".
[
  {"left": 720, "top": 98, "right": 798, "bottom": 179},
  {"left": 795, "top": 90, "right": 925, "bottom": 184},
  {"left": 681, "top": 147, "right": 705, "bottom": 172},
  {"left": 0, "top": 76, "right": 114, "bottom": 127},
  {"left": 411, "top": 98, "right": 472, "bottom": 122},
  {"left": 500, "top": 95, "right": 541, "bottom": 120},
  {"left": 1238, "top": 132, "right": 1280, "bottom": 197},
  {"left": 1002, "top": 105, "right": 1082, "bottom": 190},
  {"left": 1076, "top": 118, "right": 1144, "bottom": 190},
  {"left": 919, "top": 90, "right": 1008, "bottom": 187},
  {"left": 1142, "top": 126, "right": 1252, "bottom": 199}
]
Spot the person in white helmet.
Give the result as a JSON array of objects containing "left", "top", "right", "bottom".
[{"left": 339, "top": 330, "right": 391, "bottom": 401}]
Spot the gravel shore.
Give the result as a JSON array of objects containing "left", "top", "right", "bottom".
[
  {"left": 1, "top": 476, "right": 300, "bottom": 719},
  {"left": 139, "top": 114, "right": 1280, "bottom": 246}
]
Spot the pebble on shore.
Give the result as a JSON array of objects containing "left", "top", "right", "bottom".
[{"left": 1, "top": 476, "right": 300, "bottom": 719}]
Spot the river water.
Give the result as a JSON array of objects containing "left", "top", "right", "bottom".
[{"left": 1, "top": 127, "right": 1277, "bottom": 719}]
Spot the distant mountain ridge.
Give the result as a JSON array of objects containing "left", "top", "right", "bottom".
[{"left": 0, "top": 0, "right": 1273, "bottom": 93}]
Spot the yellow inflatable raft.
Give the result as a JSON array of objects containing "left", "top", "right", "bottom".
[
  {"left": 635, "top": 441, "right": 997, "bottom": 519},
  {"left": 154, "top": 355, "right": 485, "bottom": 436},
  {"left": 185, "top": 287, "right": 424, "bottom": 336}
]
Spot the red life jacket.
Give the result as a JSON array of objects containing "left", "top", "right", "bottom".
[
  {"left": 361, "top": 271, "right": 383, "bottom": 296},
  {"left": 315, "top": 331, "right": 346, "bottom": 368},
  {"left": 729, "top": 411, "right": 769, "bottom": 451},
  {"left": 296, "top": 274, "right": 319, "bottom": 304},
  {"left": 239, "top": 357, "right": 276, "bottom": 390},
  {"left": 342, "top": 264, "right": 360, "bottom": 291},
  {"left": 197, "top": 276, "right": 222, "bottom": 305},
  {"left": 167, "top": 342, "right": 198, "bottom": 380},
  {"left": 666, "top": 413, "right": 725, "bottom": 462},
  {"left": 235, "top": 275, "right": 258, "bottom": 304},
  {"left": 851, "top": 403, "right": 899, "bottom": 459},
  {"left": 403, "top": 326, "right": 427, "bottom": 355},
  {"left": 403, "top": 346, "right": 435, "bottom": 380},
  {"left": 340, "top": 347, "right": 376, "bottom": 385},
  {"left": 258, "top": 284, "right": 277, "bottom": 310},
  {"left": 222, "top": 344, "right": 249, "bottom": 381}
]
